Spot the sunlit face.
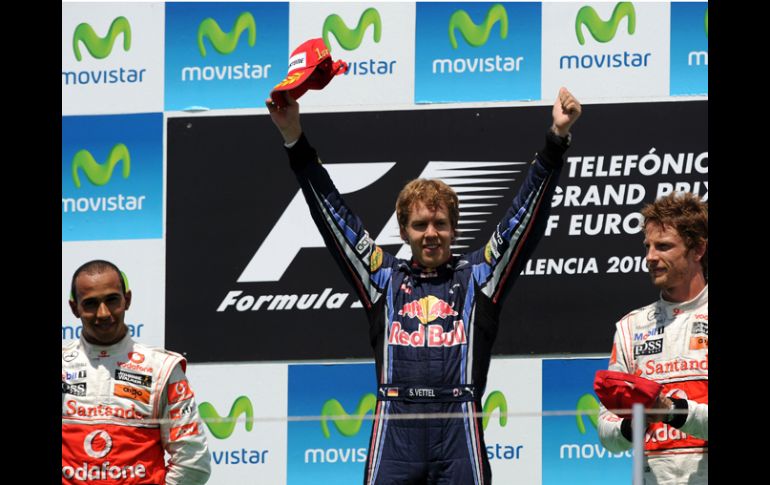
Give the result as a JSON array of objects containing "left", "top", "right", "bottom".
[
  {"left": 400, "top": 201, "right": 455, "bottom": 269},
  {"left": 643, "top": 222, "right": 705, "bottom": 302},
  {"left": 69, "top": 269, "right": 131, "bottom": 345}
]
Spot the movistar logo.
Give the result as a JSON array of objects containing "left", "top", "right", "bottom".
[
  {"left": 197, "top": 12, "right": 256, "bottom": 57},
  {"left": 198, "top": 396, "right": 254, "bottom": 439},
  {"left": 322, "top": 7, "right": 381, "bottom": 51},
  {"left": 482, "top": 390, "right": 508, "bottom": 430},
  {"left": 72, "top": 16, "right": 131, "bottom": 61},
  {"left": 320, "top": 393, "right": 376, "bottom": 438},
  {"left": 575, "top": 2, "right": 636, "bottom": 45},
  {"left": 575, "top": 394, "right": 600, "bottom": 434},
  {"left": 448, "top": 3, "right": 508, "bottom": 49},
  {"left": 704, "top": 7, "right": 708, "bottom": 37},
  {"left": 71, "top": 143, "right": 130, "bottom": 189}
]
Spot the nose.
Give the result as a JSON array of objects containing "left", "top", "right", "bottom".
[
  {"left": 645, "top": 246, "right": 658, "bottom": 265},
  {"left": 96, "top": 302, "right": 111, "bottom": 319},
  {"left": 425, "top": 223, "right": 438, "bottom": 238}
]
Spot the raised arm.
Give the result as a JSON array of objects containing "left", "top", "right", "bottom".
[
  {"left": 265, "top": 94, "right": 394, "bottom": 310},
  {"left": 470, "top": 88, "right": 582, "bottom": 303}
]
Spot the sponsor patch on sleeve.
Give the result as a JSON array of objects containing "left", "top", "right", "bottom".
[
  {"left": 370, "top": 245, "right": 383, "bottom": 272},
  {"left": 168, "top": 379, "right": 195, "bottom": 404},
  {"left": 169, "top": 403, "right": 194, "bottom": 421},
  {"left": 355, "top": 232, "right": 372, "bottom": 255},
  {"left": 170, "top": 422, "right": 200, "bottom": 441}
]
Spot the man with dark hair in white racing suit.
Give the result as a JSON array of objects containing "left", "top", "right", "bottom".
[{"left": 62, "top": 260, "right": 211, "bottom": 484}]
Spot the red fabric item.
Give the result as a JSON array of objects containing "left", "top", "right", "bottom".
[
  {"left": 594, "top": 370, "right": 662, "bottom": 417},
  {"left": 270, "top": 38, "right": 348, "bottom": 107}
]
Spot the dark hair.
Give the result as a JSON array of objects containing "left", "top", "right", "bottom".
[
  {"left": 70, "top": 260, "right": 128, "bottom": 303},
  {"left": 641, "top": 192, "right": 708, "bottom": 278}
]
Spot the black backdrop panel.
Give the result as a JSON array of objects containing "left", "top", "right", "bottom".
[{"left": 166, "top": 101, "right": 707, "bottom": 362}]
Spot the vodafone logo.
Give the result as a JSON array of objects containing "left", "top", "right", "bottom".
[
  {"left": 128, "top": 352, "right": 145, "bottom": 364},
  {"left": 84, "top": 430, "right": 113, "bottom": 459},
  {"left": 168, "top": 379, "right": 194, "bottom": 404}
]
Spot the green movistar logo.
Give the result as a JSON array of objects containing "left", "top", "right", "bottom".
[
  {"left": 322, "top": 7, "right": 382, "bottom": 51},
  {"left": 197, "top": 12, "right": 256, "bottom": 57},
  {"left": 72, "top": 16, "right": 131, "bottom": 62},
  {"left": 320, "top": 393, "right": 377, "bottom": 438},
  {"left": 71, "top": 143, "right": 130, "bottom": 189},
  {"left": 448, "top": 3, "right": 508, "bottom": 49},
  {"left": 575, "top": 394, "right": 600, "bottom": 434},
  {"left": 704, "top": 7, "right": 708, "bottom": 37},
  {"left": 575, "top": 2, "right": 636, "bottom": 45},
  {"left": 198, "top": 396, "right": 254, "bottom": 439},
  {"left": 482, "top": 390, "right": 508, "bottom": 430}
]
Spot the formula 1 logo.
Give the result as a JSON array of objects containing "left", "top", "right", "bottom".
[
  {"left": 198, "top": 395, "right": 254, "bottom": 439},
  {"left": 197, "top": 12, "right": 256, "bottom": 57},
  {"left": 322, "top": 7, "right": 382, "bottom": 52},
  {"left": 482, "top": 390, "right": 508, "bottom": 430},
  {"left": 238, "top": 160, "right": 522, "bottom": 283},
  {"left": 575, "top": 2, "right": 636, "bottom": 45},
  {"left": 71, "top": 143, "right": 131, "bottom": 189},
  {"left": 73, "top": 16, "right": 132, "bottom": 61},
  {"left": 448, "top": 3, "right": 508, "bottom": 49},
  {"left": 575, "top": 393, "right": 600, "bottom": 434},
  {"left": 320, "top": 393, "right": 377, "bottom": 438},
  {"left": 84, "top": 430, "right": 113, "bottom": 458}
]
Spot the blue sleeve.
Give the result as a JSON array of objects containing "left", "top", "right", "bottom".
[
  {"left": 287, "top": 133, "right": 395, "bottom": 311},
  {"left": 467, "top": 132, "right": 567, "bottom": 305}
]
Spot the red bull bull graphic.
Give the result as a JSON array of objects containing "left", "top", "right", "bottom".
[
  {"left": 393, "top": 296, "right": 465, "bottom": 347},
  {"left": 397, "top": 295, "right": 459, "bottom": 324}
]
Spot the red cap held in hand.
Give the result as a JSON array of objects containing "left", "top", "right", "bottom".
[
  {"left": 593, "top": 370, "right": 662, "bottom": 418},
  {"left": 270, "top": 38, "right": 347, "bottom": 107}
]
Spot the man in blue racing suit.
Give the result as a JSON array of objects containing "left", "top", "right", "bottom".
[{"left": 266, "top": 88, "right": 581, "bottom": 485}]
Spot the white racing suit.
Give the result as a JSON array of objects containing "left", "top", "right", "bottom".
[
  {"left": 598, "top": 285, "right": 708, "bottom": 484},
  {"left": 62, "top": 334, "right": 211, "bottom": 484}
]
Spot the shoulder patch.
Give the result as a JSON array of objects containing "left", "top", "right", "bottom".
[{"left": 370, "top": 246, "right": 383, "bottom": 272}]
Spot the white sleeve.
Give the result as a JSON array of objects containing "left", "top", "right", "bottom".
[
  {"left": 679, "top": 399, "right": 708, "bottom": 440},
  {"left": 161, "top": 364, "right": 212, "bottom": 485},
  {"left": 597, "top": 325, "right": 634, "bottom": 452}
]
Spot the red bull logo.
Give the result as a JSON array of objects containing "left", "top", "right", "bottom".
[
  {"left": 388, "top": 320, "right": 467, "bottom": 348},
  {"left": 397, "top": 296, "right": 459, "bottom": 324}
]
